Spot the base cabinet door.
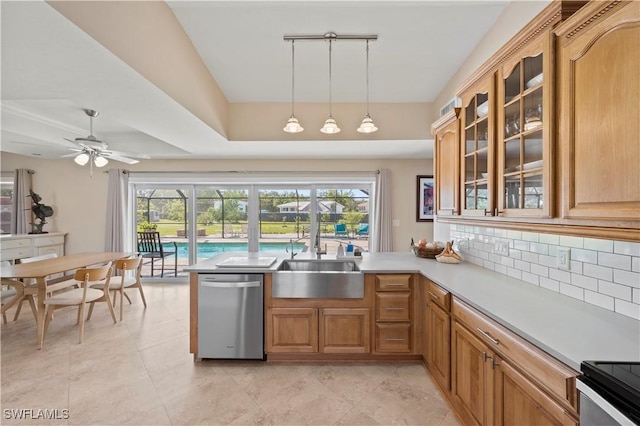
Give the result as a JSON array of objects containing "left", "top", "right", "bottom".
[
  {"left": 494, "top": 356, "right": 578, "bottom": 426},
  {"left": 266, "top": 308, "right": 318, "bottom": 353},
  {"left": 319, "top": 308, "right": 370, "bottom": 354},
  {"left": 451, "top": 320, "right": 493, "bottom": 426},
  {"left": 426, "top": 302, "right": 451, "bottom": 391}
]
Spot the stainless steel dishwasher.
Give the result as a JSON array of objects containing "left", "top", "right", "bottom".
[{"left": 197, "top": 273, "right": 264, "bottom": 359}]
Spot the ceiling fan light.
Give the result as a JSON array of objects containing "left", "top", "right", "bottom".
[
  {"left": 283, "top": 115, "right": 304, "bottom": 133},
  {"left": 320, "top": 116, "right": 341, "bottom": 134},
  {"left": 74, "top": 152, "right": 90, "bottom": 166},
  {"left": 357, "top": 114, "right": 378, "bottom": 133},
  {"left": 93, "top": 155, "right": 109, "bottom": 167}
]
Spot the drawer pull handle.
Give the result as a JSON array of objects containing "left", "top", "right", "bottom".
[
  {"left": 428, "top": 291, "right": 439, "bottom": 300},
  {"left": 386, "top": 283, "right": 406, "bottom": 287},
  {"left": 385, "top": 338, "right": 405, "bottom": 342},
  {"left": 477, "top": 328, "right": 500, "bottom": 345},
  {"left": 385, "top": 307, "right": 405, "bottom": 311}
]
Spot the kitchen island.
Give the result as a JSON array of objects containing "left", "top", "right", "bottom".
[
  {"left": 187, "top": 251, "right": 639, "bottom": 369},
  {"left": 187, "top": 252, "right": 639, "bottom": 425}
]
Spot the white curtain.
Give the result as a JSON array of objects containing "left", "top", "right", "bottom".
[
  {"left": 11, "top": 169, "right": 33, "bottom": 234},
  {"left": 104, "top": 169, "right": 129, "bottom": 252},
  {"left": 372, "top": 169, "right": 392, "bottom": 252}
]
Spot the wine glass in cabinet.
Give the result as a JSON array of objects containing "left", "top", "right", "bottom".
[
  {"left": 460, "top": 78, "right": 495, "bottom": 217},
  {"left": 497, "top": 33, "right": 553, "bottom": 218}
]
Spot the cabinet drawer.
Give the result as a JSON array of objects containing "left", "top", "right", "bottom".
[
  {"left": 1, "top": 239, "right": 31, "bottom": 250},
  {"left": 1, "top": 247, "right": 33, "bottom": 261},
  {"left": 33, "top": 236, "right": 64, "bottom": 247},
  {"left": 426, "top": 280, "right": 450, "bottom": 311},
  {"left": 376, "top": 274, "right": 411, "bottom": 291},
  {"left": 376, "top": 292, "right": 411, "bottom": 321},
  {"left": 452, "top": 298, "right": 579, "bottom": 410},
  {"left": 375, "top": 323, "right": 412, "bottom": 353}
]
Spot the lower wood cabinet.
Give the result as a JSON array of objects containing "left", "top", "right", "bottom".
[
  {"left": 266, "top": 307, "right": 370, "bottom": 354},
  {"left": 320, "top": 308, "right": 370, "bottom": 354},
  {"left": 450, "top": 297, "right": 579, "bottom": 426},
  {"left": 494, "top": 356, "right": 578, "bottom": 426},
  {"left": 374, "top": 274, "right": 414, "bottom": 354},
  {"left": 451, "top": 319, "right": 492, "bottom": 426},
  {"left": 266, "top": 307, "right": 318, "bottom": 353},
  {"left": 375, "top": 323, "right": 411, "bottom": 353},
  {"left": 425, "top": 298, "right": 451, "bottom": 392}
]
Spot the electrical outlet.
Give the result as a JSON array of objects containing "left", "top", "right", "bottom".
[
  {"left": 458, "top": 237, "right": 470, "bottom": 250},
  {"left": 494, "top": 241, "right": 509, "bottom": 256},
  {"left": 557, "top": 248, "right": 571, "bottom": 270}
]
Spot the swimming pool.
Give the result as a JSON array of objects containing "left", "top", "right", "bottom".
[{"left": 175, "top": 241, "right": 306, "bottom": 259}]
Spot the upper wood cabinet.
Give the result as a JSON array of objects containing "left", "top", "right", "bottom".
[
  {"left": 433, "top": 1, "right": 640, "bottom": 240},
  {"left": 496, "top": 32, "right": 554, "bottom": 218},
  {"left": 460, "top": 77, "right": 496, "bottom": 217},
  {"left": 555, "top": 0, "right": 640, "bottom": 224},
  {"left": 432, "top": 110, "right": 461, "bottom": 216}
]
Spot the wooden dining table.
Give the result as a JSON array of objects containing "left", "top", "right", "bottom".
[{"left": 1, "top": 251, "right": 131, "bottom": 349}]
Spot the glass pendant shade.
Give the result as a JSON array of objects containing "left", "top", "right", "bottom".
[
  {"left": 283, "top": 115, "right": 304, "bottom": 133},
  {"left": 358, "top": 40, "right": 378, "bottom": 133},
  {"left": 93, "top": 155, "right": 109, "bottom": 167},
  {"left": 74, "top": 152, "right": 90, "bottom": 166},
  {"left": 357, "top": 114, "right": 378, "bottom": 133},
  {"left": 283, "top": 40, "right": 304, "bottom": 133},
  {"left": 320, "top": 116, "right": 341, "bottom": 134}
]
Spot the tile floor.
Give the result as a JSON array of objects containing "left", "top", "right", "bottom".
[{"left": 1, "top": 282, "right": 460, "bottom": 425}]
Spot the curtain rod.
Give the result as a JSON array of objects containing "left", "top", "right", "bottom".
[{"left": 118, "top": 170, "right": 380, "bottom": 175}]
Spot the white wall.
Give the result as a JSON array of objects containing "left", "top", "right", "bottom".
[{"left": 1, "top": 153, "right": 434, "bottom": 254}]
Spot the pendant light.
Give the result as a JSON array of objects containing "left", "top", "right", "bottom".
[
  {"left": 283, "top": 40, "right": 304, "bottom": 133},
  {"left": 320, "top": 38, "right": 340, "bottom": 134},
  {"left": 357, "top": 40, "right": 378, "bottom": 133}
]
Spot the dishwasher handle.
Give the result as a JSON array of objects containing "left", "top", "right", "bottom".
[{"left": 200, "top": 280, "right": 262, "bottom": 289}]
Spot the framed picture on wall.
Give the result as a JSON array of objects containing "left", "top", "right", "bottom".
[{"left": 417, "top": 175, "right": 435, "bottom": 222}]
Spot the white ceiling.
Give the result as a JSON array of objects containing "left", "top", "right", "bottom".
[{"left": 0, "top": 0, "right": 510, "bottom": 162}]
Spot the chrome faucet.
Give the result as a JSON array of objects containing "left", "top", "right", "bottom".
[
  {"left": 286, "top": 239, "right": 298, "bottom": 259},
  {"left": 315, "top": 243, "right": 327, "bottom": 260},
  {"left": 314, "top": 223, "right": 327, "bottom": 259}
]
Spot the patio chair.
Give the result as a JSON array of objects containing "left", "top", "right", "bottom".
[
  {"left": 356, "top": 223, "right": 369, "bottom": 238},
  {"left": 334, "top": 223, "right": 348, "bottom": 238},
  {"left": 137, "top": 232, "right": 178, "bottom": 278}
]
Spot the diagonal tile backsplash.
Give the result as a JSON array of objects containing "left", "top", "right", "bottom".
[{"left": 449, "top": 225, "right": 640, "bottom": 320}]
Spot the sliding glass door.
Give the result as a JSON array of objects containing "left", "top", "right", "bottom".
[{"left": 132, "top": 178, "right": 373, "bottom": 278}]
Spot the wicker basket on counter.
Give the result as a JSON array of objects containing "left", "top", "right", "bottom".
[{"left": 411, "top": 244, "right": 444, "bottom": 259}]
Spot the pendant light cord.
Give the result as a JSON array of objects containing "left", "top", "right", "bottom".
[
  {"left": 290, "top": 40, "right": 295, "bottom": 116},
  {"left": 365, "top": 40, "right": 370, "bottom": 115},
  {"left": 328, "top": 39, "right": 333, "bottom": 116}
]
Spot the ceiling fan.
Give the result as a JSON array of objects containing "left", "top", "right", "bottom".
[{"left": 64, "top": 109, "right": 150, "bottom": 171}]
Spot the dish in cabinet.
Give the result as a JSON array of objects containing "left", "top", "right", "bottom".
[{"left": 526, "top": 73, "right": 543, "bottom": 89}]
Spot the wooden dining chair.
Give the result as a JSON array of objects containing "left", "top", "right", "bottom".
[
  {"left": 13, "top": 253, "right": 58, "bottom": 321},
  {"left": 1, "top": 260, "right": 15, "bottom": 324},
  {"left": 90, "top": 256, "right": 143, "bottom": 321},
  {"left": 121, "top": 255, "right": 147, "bottom": 309},
  {"left": 42, "top": 262, "right": 116, "bottom": 344}
]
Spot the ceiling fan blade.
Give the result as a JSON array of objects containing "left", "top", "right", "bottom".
[
  {"left": 106, "top": 149, "right": 151, "bottom": 159},
  {"left": 63, "top": 137, "right": 82, "bottom": 147},
  {"left": 105, "top": 153, "right": 140, "bottom": 165}
]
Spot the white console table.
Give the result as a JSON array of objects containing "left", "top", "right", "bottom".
[{"left": 0, "top": 233, "right": 66, "bottom": 262}]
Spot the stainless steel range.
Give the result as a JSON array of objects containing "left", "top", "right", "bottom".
[{"left": 578, "top": 361, "right": 640, "bottom": 425}]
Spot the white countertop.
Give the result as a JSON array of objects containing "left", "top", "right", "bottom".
[{"left": 186, "top": 252, "right": 640, "bottom": 371}]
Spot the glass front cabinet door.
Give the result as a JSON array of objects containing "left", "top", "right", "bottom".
[
  {"left": 460, "top": 78, "right": 495, "bottom": 216},
  {"left": 496, "top": 33, "right": 553, "bottom": 218}
]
